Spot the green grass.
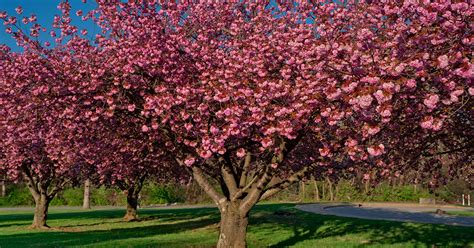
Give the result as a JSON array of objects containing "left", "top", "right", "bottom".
[
  {"left": 445, "top": 211, "right": 474, "bottom": 217},
  {"left": 0, "top": 204, "right": 473, "bottom": 247}
]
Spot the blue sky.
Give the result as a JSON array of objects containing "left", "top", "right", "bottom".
[{"left": 0, "top": 0, "right": 98, "bottom": 52}]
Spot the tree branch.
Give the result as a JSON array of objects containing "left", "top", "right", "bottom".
[
  {"left": 192, "top": 166, "right": 226, "bottom": 210},
  {"left": 260, "top": 166, "right": 309, "bottom": 201}
]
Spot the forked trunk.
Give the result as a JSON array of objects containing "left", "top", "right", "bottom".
[
  {"left": 32, "top": 194, "right": 50, "bottom": 229},
  {"left": 123, "top": 194, "right": 138, "bottom": 221},
  {"left": 217, "top": 203, "right": 249, "bottom": 248}
]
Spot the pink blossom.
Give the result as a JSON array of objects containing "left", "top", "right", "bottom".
[
  {"left": 319, "top": 147, "right": 330, "bottom": 157},
  {"left": 184, "top": 157, "right": 195, "bottom": 167},
  {"left": 367, "top": 144, "right": 385, "bottom": 156},
  {"left": 184, "top": 123, "right": 193, "bottom": 131},
  {"left": 420, "top": 116, "right": 434, "bottom": 129},
  {"left": 261, "top": 137, "right": 273, "bottom": 148},
  {"left": 141, "top": 125, "right": 149, "bottom": 132},
  {"left": 127, "top": 104, "right": 136, "bottom": 112},
  {"left": 423, "top": 94, "right": 439, "bottom": 109},
  {"left": 469, "top": 87, "right": 474, "bottom": 96},
  {"left": 437, "top": 55, "right": 449, "bottom": 68},
  {"left": 15, "top": 6, "right": 23, "bottom": 15},
  {"left": 358, "top": 95, "right": 373, "bottom": 109},
  {"left": 270, "top": 163, "right": 278, "bottom": 169},
  {"left": 210, "top": 126, "right": 219, "bottom": 134},
  {"left": 236, "top": 148, "right": 246, "bottom": 158},
  {"left": 406, "top": 79, "right": 416, "bottom": 88}
]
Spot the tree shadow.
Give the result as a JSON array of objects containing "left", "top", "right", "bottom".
[
  {"left": 0, "top": 209, "right": 220, "bottom": 248},
  {"left": 260, "top": 205, "right": 474, "bottom": 247}
]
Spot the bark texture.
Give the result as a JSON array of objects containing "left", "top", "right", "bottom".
[
  {"left": 32, "top": 194, "right": 50, "bottom": 229},
  {"left": 83, "top": 179, "right": 91, "bottom": 209},
  {"left": 1, "top": 180, "right": 5, "bottom": 197},
  {"left": 217, "top": 203, "right": 249, "bottom": 248},
  {"left": 124, "top": 194, "right": 139, "bottom": 221}
]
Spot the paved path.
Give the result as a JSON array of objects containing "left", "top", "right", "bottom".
[{"left": 297, "top": 203, "right": 474, "bottom": 227}]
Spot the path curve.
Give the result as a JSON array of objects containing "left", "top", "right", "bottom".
[{"left": 296, "top": 203, "right": 474, "bottom": 227}]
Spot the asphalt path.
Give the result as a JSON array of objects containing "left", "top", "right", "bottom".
[{"left": 297, "top": 203, "right": 474, "bottom": 227}]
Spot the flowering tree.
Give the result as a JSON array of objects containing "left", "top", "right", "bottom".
[
  {"left": 89, "top": 116, "right": 184, "bottom": 221},
  {"left": 140, "top": 2, "right": 473, "bottom": 246},
  {"left": 0, "top": 46, "right": 89, "bottom": 228}
]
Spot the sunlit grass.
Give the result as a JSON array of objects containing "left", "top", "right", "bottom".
[{"left": 0, "top": 203, "right": 472, "bottom": 247}]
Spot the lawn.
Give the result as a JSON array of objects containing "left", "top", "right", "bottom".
[{"left": 0, "top": 203, "right": 473, "bottom": 248}]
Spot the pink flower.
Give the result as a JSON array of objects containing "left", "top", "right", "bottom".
[
  {"left": 363, "top": 174, "right": 370, "bottom": 180},
  {"left": 127, "top": 104, "right": 136, "bottom": 112},
  {"left": 15, "top": 6, "right": 23, "bottom": 15},
  {"left": 358, "top": 95, "right": 373, "bottom": 109},
  {"left": 367, "top": 144, "right": 384, "bottom": 156},
  {"left": 406, "top": 79, "right": 416, "bottom": 88},
  {"left": 210, "top": 126, "right": 219, "bottom": 134},
  {"left": 270, "top": 163, "right": 278, "bottom": 169},
  {"left": 261, "top": 137, "right": 273, "bottom": 148},
  {"left": 366, "top": 125, "right": 380, "bottom": 136},
  {"left": 431, "top": 118, "right": 443, "bottom": 131},
  {"left": 199, "top": 150, "right": 213, "bottom": 159},
  {"left": 184, "top": 123, "right": 193, "bottom": 131},
  {"left": 469, "top": 87, "right": 474, "bottom": 96},
  {"left": 423, "top": 94, "right": 439, "bottom": 109},
  {"left": 0, "top": 12, "right": 7, "bottom": 19},
  {"left": 184, "top": 157, "right": 195, "bottom": 167},
  {"left": 236, "top": 148, "right": 246, "bottom": 158},
  {"left": 141, "top": 125, "right": 149, "bottom": 132},
  {"left": 437, "top": 55, "right": 449, "bottom": 69},
  {"left": 319, "top": 147, "right": 330, "bottom": 157},
  {"left": 380, "top": 109, "right": 391, "bottom": 117},
  {"left": 420, "top": 116, "right": 434, "bottom": 129},
  {"left": 76, "top": 10, "right": 83, "bottom": 16}
]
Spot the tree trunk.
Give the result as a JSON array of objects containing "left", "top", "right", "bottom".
[
  {"left": 313, "top": 179, "right": 320, "bottom": 201},
  {"left": 299, "top": 181, "right": 305, "bottom": 202},
  {"left": 124, "top": 194, "right": 139, "bottom": 221},
  {"left": 83, "top": 179, "right": 91, "bottom": 209},
  {"left": 321, "top": 179, "right": 326, "bottom": 200},
  {"left": 327, "top": 177, "right": 334, "bottom": 201},
  {"left": 0, "top": 180, "right": 5, "bottom": 197},
  {"left": 32, "top": 194, "right": 50, "bottom": 229},
  {"left": 217, "top": 203, "right": 249, "bottom": 248}
]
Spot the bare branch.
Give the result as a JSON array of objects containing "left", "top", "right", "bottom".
[
  {"left": 260, "top": 166, "right": 309, "bottom": 201},
  {"left": 192, "top": 166, "right": 227, "bottom": 210}
]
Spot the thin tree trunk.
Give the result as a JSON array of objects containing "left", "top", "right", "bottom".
[
  {"left": 32, "top": 193, "right": 51, "bottom": 229},
  {"left": 217, "top": 202, "right": 249, "bottom": 248},
  {"left": 0, "top": 180, "right": 5, "bottom": 197},
  {"left": 322, "top": 180, "right": 326, "bottom": 201},
  {"left": 83, "top": 179, "right": 91, "bottom": 209},
  {"left": 364, "top": 178, "right": 370, "bottom": 194},
  {"left": 326, "top": 177, "right": 334, "bottom": 202},
  {"left": 299, "top": 181, "right": 305, "bottom": 202},
  {"left": 313, "top": 179, "right": 320, "bottom": 201}
]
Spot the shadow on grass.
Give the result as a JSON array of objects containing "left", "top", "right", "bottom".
[
  {"left": 0, "top": 204, "right": 473, "bottom": 247},
  {"left": 261, "top": 204, "right": 474, "bottom": 247},
  {"left": 0, "top": 208, "right": 220, "bottom": 247}
]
